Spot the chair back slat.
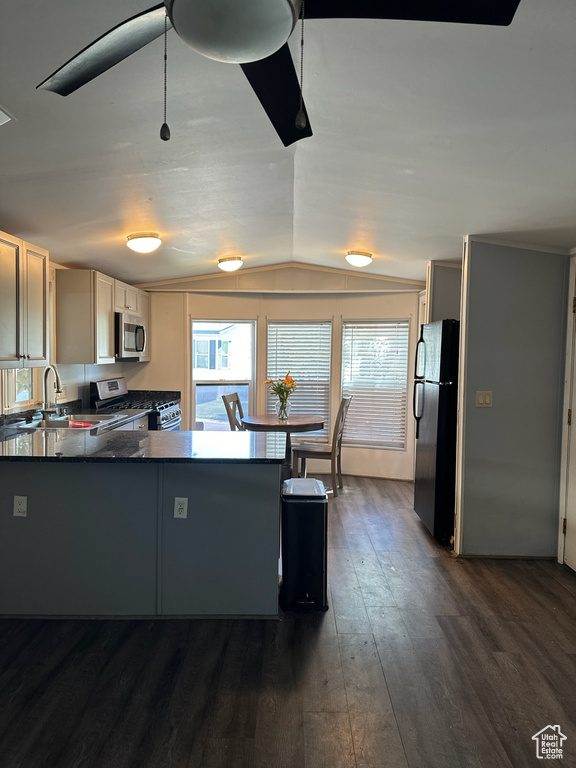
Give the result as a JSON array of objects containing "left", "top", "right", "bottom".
[
  {"left": 222, "top": 393, "right": 245, "bottom": 431},
  {"left": 332, "top": 395, "right": 353, "bottom": 456}
]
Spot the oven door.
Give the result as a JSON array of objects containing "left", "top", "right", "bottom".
[{"left": 115, "top": 313, "right": 146, "bottom": 359}]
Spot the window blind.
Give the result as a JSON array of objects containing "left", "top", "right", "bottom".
[
  {"left": 266, "top": 321, "right": 332, "bottom": 439},
  {"left": 341, "top": 320, "right": 410, "bottom": 449}
]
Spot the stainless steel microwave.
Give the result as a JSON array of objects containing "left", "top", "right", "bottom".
[{"left": 115, "top": 312, "right": 146, "bottom": 359}]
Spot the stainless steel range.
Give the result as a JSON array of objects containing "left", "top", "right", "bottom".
[{"left": 90, "top": 377, "right": 182, "bottom": 431}]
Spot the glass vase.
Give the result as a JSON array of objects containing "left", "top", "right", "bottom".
[{"left": 276, "top": 399, "right": 291, "bottom": 420}]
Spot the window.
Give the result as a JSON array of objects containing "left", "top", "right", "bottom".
[
  {"left": 341, "top": 320, "right": 410, "bottom": 449},
  {"left": 2, "top": 368, "right": 39, "bottom": 411},
  {"left": 194, "top": 339, "right": 210, "bottom": 369},
  {"left": 218, "top": 340, "right": 230, "bottom": 369},
  {"left": 266, "top": 321, "right": 332, "bottom": 440},
  {"left": 192, "top": 321, "right": 255, "bottom": 430}
]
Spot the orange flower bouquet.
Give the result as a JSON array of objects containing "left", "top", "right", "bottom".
[{"left": 264, "top": 371, "right": 297, "bottom": 420}]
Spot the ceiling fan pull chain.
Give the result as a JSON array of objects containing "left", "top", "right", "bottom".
[
  {"left": 160, "top": 11, "right": 171, "bottom": 141},
  {"left": 295, "top": 0, "right": 307, "bottom": 130}
]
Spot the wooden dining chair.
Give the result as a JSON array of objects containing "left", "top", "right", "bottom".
[
  {"left": 292, "top": 395, "right": 353, "bottom": 497},
  {"left": 222, "top": 392, "right": 245, "bottom": 431}
]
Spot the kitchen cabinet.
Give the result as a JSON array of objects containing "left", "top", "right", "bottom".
[
  {"left": 56, "top": 269, "right": 115, "bottom": 364},
  {"left": 0, "top": 230, "right": 49, "bottom": 369},
  {"left": 425, "top": 260, "right": 462, "bottom": 323},
  {"left": 114, "top": 279, "right": 139, "bottom": 313},
  {"left": 0, "top": 447, "right": 282, "bottom": 617}
]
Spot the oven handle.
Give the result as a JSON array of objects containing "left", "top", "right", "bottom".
[{"left": 159, "top": 420, "right": 181, "bottom": 431}]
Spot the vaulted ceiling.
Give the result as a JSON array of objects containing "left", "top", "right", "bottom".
[{"left": 0, "top": 0, "right": 574, "bottom": 285}]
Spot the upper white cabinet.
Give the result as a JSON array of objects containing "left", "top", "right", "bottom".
[
  {"left": 0, "top": 230, "right": 49, "bottom": 370},
  {"left": 56, "top": 270, "right": 115, "bottom": 364},
  {"left": 114, "top": 279, "right": 139, "bottom": 313},
  {"left": 425, "top": 260, "right": 462, "bottom": 323}
]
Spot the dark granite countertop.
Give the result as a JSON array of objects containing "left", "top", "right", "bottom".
[{"left": 0, "top": 428, "right": 286, "bottom": 463}]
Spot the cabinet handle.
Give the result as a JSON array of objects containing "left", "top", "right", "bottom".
[{"left": 26, "top": 355, "right": 31, "bottom": 359}]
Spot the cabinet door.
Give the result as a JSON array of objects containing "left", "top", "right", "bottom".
[
  {"left": 95, "top": 273, "right": 115, "bottom": 364},
  {"left": 0, "top": 231, "right": 22, "bottom": 368},
  {"left": 114, "top": 280, "right": 138, "bottom": 313},
  {"left": 137, "top": 290, "right": 150, "bottom": 362},
  {"left": 23, "top": 242, "right": 49, "bottom": 368}
]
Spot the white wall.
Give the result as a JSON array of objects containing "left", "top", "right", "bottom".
[
  {"left": 124, "top": 290, "right": 420, "bottom": 480},
  {"left": 456, "top": 239, "right": 569, "bottom": 556}
]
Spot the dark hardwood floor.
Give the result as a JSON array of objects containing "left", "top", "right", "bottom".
[{"left": 1, "top": 475, "right": 576, "bottom": 767}]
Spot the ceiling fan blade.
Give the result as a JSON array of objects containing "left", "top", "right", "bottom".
[
  {"left": 37, "top": 4, "right": 172, "bottom": 96},
  {"left": 241, "top": 43, "right": 313, "bottom": 147},
  {"left": 305, "top": 0, "right": 522, "bottom": 26}
]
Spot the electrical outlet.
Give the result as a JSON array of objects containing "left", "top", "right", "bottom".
[
  {"left": 56, "top": 386, "right": 67, "bottom": 401},
  {"left": 174, "top": 497, "right": 188, "bottom": 519},
  {"left": 13, "top": 496, "right": 27, "bottom": 517}
]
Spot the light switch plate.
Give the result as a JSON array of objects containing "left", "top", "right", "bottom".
[{"left": 475, "top": 390, "right": 493, "bottom": 408}]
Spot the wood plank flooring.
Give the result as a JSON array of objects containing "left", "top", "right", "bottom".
[{"left": 1, "top": 475, "right": 576, "bottom": 767}]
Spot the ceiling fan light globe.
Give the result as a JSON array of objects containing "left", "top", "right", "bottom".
[
  {"left": 345, "top": 250, "right": 373, "bottom": 268},
  {"left": 165, "top": 0, "right": 301, "bottom": 63}
]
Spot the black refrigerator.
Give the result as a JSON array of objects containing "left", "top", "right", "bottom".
[{"left": 413, "top": 319, "right": 459, "bottom": 545}]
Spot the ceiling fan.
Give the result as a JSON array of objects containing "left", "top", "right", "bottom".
[{"left": 37, "top": 0, "right": 522, "bottom": 147}]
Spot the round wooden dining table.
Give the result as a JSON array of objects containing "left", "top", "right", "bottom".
[{"left": 241, "top": 414, "right": 325, "bottom": 478}]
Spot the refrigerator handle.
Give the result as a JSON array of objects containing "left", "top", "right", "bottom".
[
  {"left": 414, "top": 336, "right": 424, "bottom": 381},
  {"left": 413, "top": 380, "right": 424, "bottom": 439},
  {"left": 414, "top": 328, "right": 425, "bottom": 380}
]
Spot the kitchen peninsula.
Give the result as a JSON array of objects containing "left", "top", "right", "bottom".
[{"left": 0, "top": 429, "right": 284, "bottom": 618}]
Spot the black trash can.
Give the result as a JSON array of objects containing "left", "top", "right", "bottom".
[{"left": 280, "top": 478, "right": 328, "bottom": 611}]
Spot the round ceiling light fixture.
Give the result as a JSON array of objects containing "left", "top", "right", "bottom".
[
  {"left": 126, "top": 232, "right": 162, "bottom": 253},
  {"left": 345, "top": 250, "right": 373, "bottom": 268},
  {"left": 218, "top": 256, "right": 244, "bottom": 272}
]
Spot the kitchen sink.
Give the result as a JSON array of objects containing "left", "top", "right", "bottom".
[
  {"left": 17, "top": 413, "right": 129, "bottom": 431},
  {"left": 19, "top": 419, "right": 98, "bottom": 431}
]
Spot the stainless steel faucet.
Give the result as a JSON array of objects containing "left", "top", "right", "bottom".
[{"left": 42, "top": 364, "right": 64, "bottom": 418}]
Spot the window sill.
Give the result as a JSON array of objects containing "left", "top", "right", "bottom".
[{"left": 3, "top": 400, "right": 42, "bottom": 415}]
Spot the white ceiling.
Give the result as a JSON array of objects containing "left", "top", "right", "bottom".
[{"left": 0, "top": 0, "right": 574, "bottom": 284}]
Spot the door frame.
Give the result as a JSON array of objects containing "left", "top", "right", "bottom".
[{"left": 558, "top": 254, "right": 576, "bottom": 564}]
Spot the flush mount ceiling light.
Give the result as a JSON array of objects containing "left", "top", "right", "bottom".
[
  {"left": 346, "top": 250, "right": 373, "bottom": 268},
  {"left": 218, "top": 256, "right": 244, "bottom": 272},
  {"left": 126, "top": 232, "right": 162, "bottom": 253}
]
